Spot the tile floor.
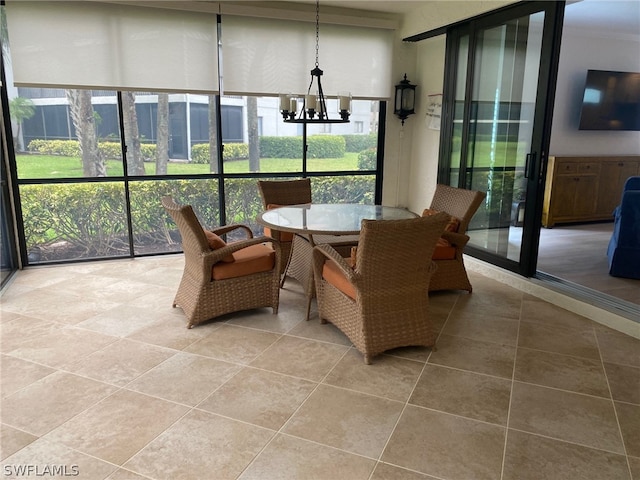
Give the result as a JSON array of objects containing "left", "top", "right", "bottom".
[{"left": 1, "top": 255, "right": 639, "bottom": 480}]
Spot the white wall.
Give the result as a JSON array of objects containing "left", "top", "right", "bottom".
[{"left": 549, "top": 26, "right": 640, "bottom": 155}]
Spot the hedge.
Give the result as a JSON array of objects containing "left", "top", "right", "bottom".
[
  {"left": 21, "top": 176, "right": 376, "bottom": 261},
  {"left": 191, "top": 142, "right": 249, "bottom": 164},
  {"left": 260, "top": 135, "right": 346, "bottom": 158},
  {"left": 27, "top": 139, "right": 156, "bottom": 162},
  {"left": 343, "top": 134, "right": 377, "bottom": 153}
]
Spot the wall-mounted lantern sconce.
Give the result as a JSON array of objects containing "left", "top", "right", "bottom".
[{"left": 394, "top": 74, "right": 416, "bottom": 125}]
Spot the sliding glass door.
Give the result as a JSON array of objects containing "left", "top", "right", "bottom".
[{"left": 441, "top": 1, "right": 564, "bottom": 276}]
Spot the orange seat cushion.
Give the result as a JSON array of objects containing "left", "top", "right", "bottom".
[
  {"left": 321, "top": 257, "right": 357, "bottom": 300},
  {"left": 203, "top": 230, "right": 234, "bottom": 263},
  {"left": 212, "top": 244, "right": 275, "bottom": 280},
  {"left": 421, "top": 208, "right": 461, "bottom": 233},
  {"left": 432, "top": 237, "right": 456, "bottom": 260}
]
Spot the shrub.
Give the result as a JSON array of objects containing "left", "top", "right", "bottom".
[
  {"left": 260, "top": 135, "right": 345, "bottom": 159},
  {"left": 260, "top": 137, "right": 303, "bottom": 158},
  {"left": 191, "top": 142, "right": 249, "bottom": 164},
  {"left": 343, "top": 134, "right": 377, "bottom": 152},
  {"left": 307, "top": 135, "right": 345, "bottom": 158},
  {"left": 26, "top": 139, "right": 157, "bottom": 161},
  {"left": 357, "top": 148, "right": 377, "bottom": 170}
]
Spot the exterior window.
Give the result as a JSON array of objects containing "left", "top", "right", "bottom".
[{"left": 10, "top": 87, "right": 382, "bottom": 264}]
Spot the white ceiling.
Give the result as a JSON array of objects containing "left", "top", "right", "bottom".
[{"left": 283, "top": 0, "right": 640, "bottom": 35}]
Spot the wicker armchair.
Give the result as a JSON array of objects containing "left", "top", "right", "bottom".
[
  {"left": 312, "top": 214, "right": 449, "bottom": 364},
  {"left": 425, "top": 184, "right": 486, "bottom": 293},
  {"left": 257, "top": 179, "right": 312, "bottom": 275},
  {"left": 257, "top": 179, "right": 357, "bottom": 309},
  {"left": 162, "top": 196, "right": 281, "bottom": 328}
]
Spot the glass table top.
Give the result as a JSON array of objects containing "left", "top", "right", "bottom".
[{"left": 257, "top": 204, "right": 418, "bottom": 235}]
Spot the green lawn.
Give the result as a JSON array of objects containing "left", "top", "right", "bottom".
[
  {"left": 16, "top": 139, "right": 527, "bottom": 179},
  {"left": 16, "top": 153, "right": 360, "bottom": 179}
]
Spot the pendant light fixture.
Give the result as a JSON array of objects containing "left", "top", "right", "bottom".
[{"left": 280, "top": 0, "right": 350, "bottom": 124}]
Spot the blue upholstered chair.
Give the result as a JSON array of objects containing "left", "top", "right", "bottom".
[{"left": 607, "top": 176, "right": 640, "bottom": 279}]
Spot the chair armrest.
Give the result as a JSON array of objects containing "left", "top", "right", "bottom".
[
  {"left": 203, "top": 236, "right": 281, "bottom": 269},
  {"left": 209, "top": 224, "right": 254, "bottom": 238},
  {"left": 442, "top": 231, "right": 470, "bottom": 248},
  {"left": 312, "top": 244, "right": 357, "bottom": 284}
]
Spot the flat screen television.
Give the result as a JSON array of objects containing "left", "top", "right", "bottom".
[{"left": 578, "top": 70, "right": 640, "bottom": 131}]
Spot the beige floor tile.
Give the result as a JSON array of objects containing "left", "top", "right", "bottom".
[
  {"left": 4, "top": 326, "right": 117, "bottom": 369},
  {"left": 515, "top": 347, "right": 610, "bottom": 397},
  {"left": 2, "top": 437, "right": 118, "bottom": 479},
  {"left": 66, "top": 276, "right": 160, "bottom": 304},
  {"left": 198, "top": 367, "right": 316, "bottom": 430},
  {"left": 509, "top": 382, "right": 625, "bottom": 453},
  {"left": 44, "top": 389, "right": 188, "bottom": 465},
  {"left": 1, "top": 317, "right": 62, "bottom": 352},
  {"left": 126, "top": 352, "right": 241, "bottom": 406},
  {"left": 282, "top": 384, "right": 403, "bottom": 458},
  {"left": 323, "top": 348, "right": 424, "bottom": 402},
  {"left": 520, "top": 298, "right": 596, "bottom": 330},
  {"left": 105, "top": 469, "right": 151, "bottom": 480},
  {"left": 65, "top": 339, "right": 175, "bottom": 387},
  {"left": 250, "top": 335, "right": 348, "bottom": 382},
  {"left": 518, "top": 321, "right": 600, "bottom": 359},
  {"left": 503, "top": 429, "right": 630, "bottom": 480},
  {"left": 629, "top": 456, "right": 640, "bottom": 480},
  {"left": 381, "top": 405, "right": 505, "bottom": 479},
  {"left": 76, "top": 304, "right": 169, "bottom": 338},
  {"left": 441, "top": 312, "right": 519, "bottom": 346},
  {"left": 451, "top": 288, "right": 522, "bottom": 320},
  {"left": 124, "top": 409, "right": 274, "bottom": 480},
  {"left": 1, "top": 355, "right": 56, "bottom": 398},
  {"left": 239, "top": 433, "right": 376, "bottom": 480},
  {"left": 286, "top": 317, "right": 352, "bottom": 346},
  {"left": 605, "top": 362, "right": 640, "bottom": 404},
  {"left": 126, "top": 315, "right": 215, "bottom": 350},
  {"left": 0, "top": 424, "right": 38, "bottom": 461},
  {"left": 596, "top": 326, "right": 640, "bottom": 368},
  {"left": 1, "top": 289, "right": 121, "bottom": 325},
  {"left": 1, "top": 371, "right": 118, "bottom": 436},
  {"left": 124, "top": 286, "right": 186, "bottom": 315},
  {"left": 370, "top": 462, "right": 440, "bottom": 480},
  {"left": 225, "top": 306, "right": 303, "bottom": 334},
  {"left": 410, "top": 364, "right": 511, "bottom": 425},
  {"left": 428, "top": 334, "right": 516, "bottom": 378},
  {"left": 384, "top": 345, "right": 432, "bottom": 363},
  {"left": 616, "top": 401, "right": 640, "bottom": 458},
  {"left": 185, "top": 324, "right": 280, "bottom": 364}
]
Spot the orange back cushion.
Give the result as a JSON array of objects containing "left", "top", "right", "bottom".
[
  {"left": 421, "top": 208, "right": 460, "bottom": 233},
  {"left": 203, "top": 230, "right": 235, "bottom": 263}
]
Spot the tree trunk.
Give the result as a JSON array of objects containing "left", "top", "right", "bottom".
[
  {"left": 156, "top": 93, "right": 169, "bottom": 175},
  {"left": 122, "top": 92, "right": 145, "bottom": 175},
  {"left": 66, "top": 89, "right": 105, "bottom": 177},
  {"left": 247, "top": 96, "right": 260, "bottom": 172},
  {"left": 208, "top": 95, "right": 218, "bottom": 173}
]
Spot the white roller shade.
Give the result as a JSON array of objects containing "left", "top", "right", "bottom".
[
  {"left": 221, "top": 15, "right": 393, "bottom": 99},
  {"left": 5, "top": 1, "right": 219, "bottom": 93}
]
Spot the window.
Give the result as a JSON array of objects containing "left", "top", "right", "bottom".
[{"left": 5, "top": 2, "right": 387, "bottom": 265}]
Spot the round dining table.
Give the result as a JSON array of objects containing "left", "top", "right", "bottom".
[{"left": 257, "top": 203, "right": 419, "bottom": 319}]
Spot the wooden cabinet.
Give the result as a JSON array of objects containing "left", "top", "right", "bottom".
[{"left": 542, "top": 156, "right": 640, "bottom": 228}]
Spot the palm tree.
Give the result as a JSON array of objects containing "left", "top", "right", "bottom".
[{"left": 8, "top": 97, "right": 34, "bottom": 151}]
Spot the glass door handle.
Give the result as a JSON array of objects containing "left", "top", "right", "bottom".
[{"left": 524, "top": 152, "right": 537, "bottom": 179}]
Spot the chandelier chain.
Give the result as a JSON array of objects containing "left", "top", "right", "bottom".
[{"left": 315, "top": 0, "right": 320, "bottom": 67}]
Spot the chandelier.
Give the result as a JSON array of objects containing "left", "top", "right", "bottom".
[{"left": 279, "top": 0, "right": 350, "bottom": 124}]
